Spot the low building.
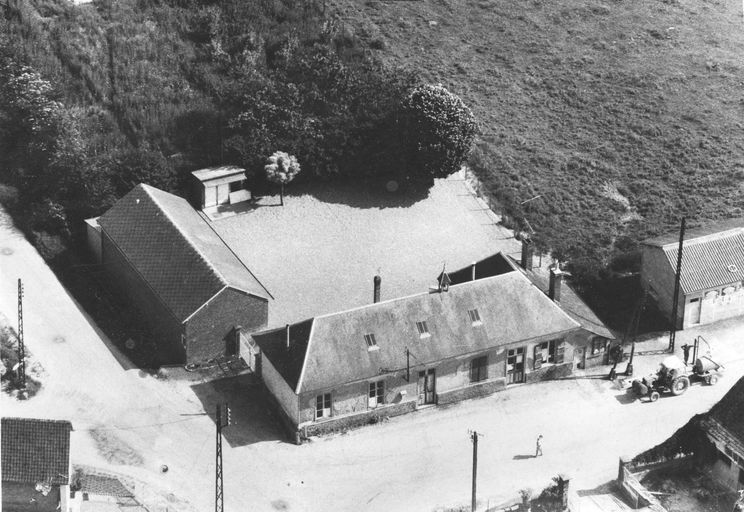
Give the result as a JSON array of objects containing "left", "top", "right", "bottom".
[
  {"left": 1, "top": 417, "right": 73, "bottom": 512},
  {"left": 97, "top": 184, "right": 271, "bottom": 365},
  {"left": 191, "top": 166, "right": 250, "bottom": 210},
  {"left": 701, "top": 376, "right": 744, "bottom": 491},
  {"left": 641, "top": 220, "right": 744, "bottom": 329},
  {"left": 254, "top": 267, "right": 583, "bottom": 441}
]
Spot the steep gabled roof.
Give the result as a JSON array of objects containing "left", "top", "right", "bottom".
[
  {"left": 98, "top": 184, "right": 270, "bottom": 321},
  {"left": 1, "top": 417, "right": 72, "bottom": 485},
  {"left": 642, "top": 223, "right": 744, "bottom": 294},
  {"left": 256, "top": 271, "right": 580, "bottom": 394}
]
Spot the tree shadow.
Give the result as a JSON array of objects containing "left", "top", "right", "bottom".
[
  {"left": 282, "top": 176, "right": 434, "bottom": 209},
  {"left": 190, "top": 374, "right": 286, "bottom": 447}
]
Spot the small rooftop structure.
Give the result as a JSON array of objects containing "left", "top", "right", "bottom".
[
  {"left": 1, "top": 417, "right": 72, "bottom": 485},
  {"left": 191, "top": 166, "right": 250, "bottom": 209}
]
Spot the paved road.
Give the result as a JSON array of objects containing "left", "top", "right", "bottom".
[{"left": 2, "top": 206, "right": 743, "bottom": 512}]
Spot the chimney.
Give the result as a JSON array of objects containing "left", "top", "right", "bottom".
[
  {"left": 520, "top": 238, "right": 534, "bottom": 271},
  {"left": 471, "top": 262, "right": 477, "bottom": 281},
  {"left": 373, "top": 275, "right": 381, "bottom": 303},
  {"left": 285, "top": 324, "right": 290, "bottom": 350},
  {"left": 549, "top": 266, "right": 562, "bottom": 302}
]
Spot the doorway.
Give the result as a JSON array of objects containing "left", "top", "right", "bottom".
[
  {"left": 418, "top": 369, "right": 436, "bottom": 405},
  {"left": 688, "top": 297, "right": 701, "bottom": 325},
  {"left": 506, "top": 347, "right": 525, "bottom": 384}
]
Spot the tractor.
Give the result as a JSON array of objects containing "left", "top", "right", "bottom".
[{"left": 631, "top": 354, "right": 723, "bottom": 402}]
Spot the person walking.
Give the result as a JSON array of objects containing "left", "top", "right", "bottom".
[{"left": 535, "top": 434, "right": 543, "bottom": 457}]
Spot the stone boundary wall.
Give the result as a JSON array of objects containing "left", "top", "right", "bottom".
[
  {"left": 437, "top": 378, "right": 506, "bottom": 405},
  {"left": 300, "top": 400, "right": 417, "bottom": 438},
  {"left": 617, "top": 457, "right": 669, "bottom": 511}
]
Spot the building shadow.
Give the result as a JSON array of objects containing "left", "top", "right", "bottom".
[
  {"left": 190, "top": 374, "right": 286, "bottom": 447},
  {"left": 512, "top": 454, "right": 536, "bottom": 460},
  {"left": 576, "top": 480, "right": 618, "bottom": 497}
]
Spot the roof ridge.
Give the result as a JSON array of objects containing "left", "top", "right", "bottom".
[
  {"left": 311, "top": 272, "right": 518, "bottom": 322},
  {"left": 662, "top": 227, "right": 744, "bottom": 249},
  {"left": 140, "top": 184, "right": 229, "bottom": 289}
]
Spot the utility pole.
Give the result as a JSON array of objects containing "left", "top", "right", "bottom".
[
  {"left": 669, "top": 217, "right": 685, "bottom": 353},
  {"left": 405, "top": 348, "right": 410, "bottom": 382},
  {"left": 215, "top": 403, "right": 231, "bottom": 512},
  {"left": 469, "top": 430, "right": 483, "bottom": 512},
  {"left": 17, "top": 279, "right": 26, "bottom": 389}
]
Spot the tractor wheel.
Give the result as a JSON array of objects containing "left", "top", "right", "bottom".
[
  {"left": 671, "top": 376, "right": 690, "bottom": 396},
  {"left": 649, "top": 391, "right": 660, "bottom": 402},
  {"left": 708, "top": 374, "right": 719, "bottom": 386}
]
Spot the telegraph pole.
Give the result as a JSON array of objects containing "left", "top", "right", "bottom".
[
  {"left": 669, "top": 218, "right": 685, "bottom": 353},
  {"left": 469, "top": 430, "right": 483, "bottom": 512},
  {"left": 17, "top": 279, "right": 26, "bottom": 389}
]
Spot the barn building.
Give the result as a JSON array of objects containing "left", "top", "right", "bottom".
[
  {"left": 641, "top": 221, "right": 744, "bottom": 329},
  {"left": 254, "top": 263, "right": 589, "bottom": 441},
  {"left": 96, "top": 184, "right": 271, "bottom": 365},
  {"left": 1, "top": 417, "right": 73, "bottom": 512}
]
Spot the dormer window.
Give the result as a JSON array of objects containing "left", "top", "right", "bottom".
[
  {"left": 364, "top": 333, "right": 378, "bottom": 350},
  {"left": 467, "top": 309, "right": 482, "bottom": 325},
  {"left": 416, "top": 321, "right": 430, "bottom": 338}
]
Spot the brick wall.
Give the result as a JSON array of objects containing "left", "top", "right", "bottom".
[
  {"left": 101, "top": 232, "right": 185, "bottom": 364},
  {"left": 184, "top": 287, "right": 267, "bottom": 364},
  {"left": 525, "top": 362, "right": 573, "bottom": 383}
]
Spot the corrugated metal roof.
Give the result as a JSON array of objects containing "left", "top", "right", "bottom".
[
  {"left": 661, "top": 228, "right": 744, "bottom": 294},
  {"left": 1, "top": 417, "right": 72, "bottom": 485},
  {"left": 98, "top": 184, "right": 269, "bottom": 322},
  {"left": 255, "top": 271, "right": 580, "bottom": 394}
]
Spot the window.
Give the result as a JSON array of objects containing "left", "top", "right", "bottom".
[
  {"left": 315, "top": 393, "right": 332, "bottom": 419},
  {"left": 533, "top": 340, "right": 565, "bottom": 369},
  {"left": 467, "top": 309, "right": 482, "bottom": 325},
  {"left": 229, "top": 180, "right": 245, "bottom": 192},
  {"left": 368, "top": 381, "right": 384, "bottom": 408},
  {"left": 591, "top": 337, "right": 608, "bottom": 356},
  {"left": 416, "top": 321, "right": 430, "bottom": 337},
  {"left": 470, "top": 356, "right": 488, "bottom": 383},
  {"left": 364, "top": 333, "right": 377, "bottom": 349}
]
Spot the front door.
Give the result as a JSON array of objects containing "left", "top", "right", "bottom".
[
  {"left": 576, "top": 347, "right": 586, "bottom": 369},
  {"left": 506, "top": 347, "right": 525, "bottom": 384},
  {"left": 225, "top": 330, "right": 239, "bottom": 358},
  {"left": 688, "top": 298, "right": 702, "bottom": 325},
  {"left": 418, "top": 369, "right": 436, "bottom": 405}
]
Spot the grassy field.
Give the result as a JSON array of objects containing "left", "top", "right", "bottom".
[{"left": 333, "top": 0, "right": 744, "bottom": 272}]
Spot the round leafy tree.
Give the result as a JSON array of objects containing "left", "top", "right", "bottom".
[
  {"left": 401, "top": 84, "right": 477, "bottom": 179},
  {"left": 265, "top": 151, "right": 301, "bottom": 205}
]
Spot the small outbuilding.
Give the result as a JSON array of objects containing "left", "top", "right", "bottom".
[
  {"left": 641, "top": 220, "right": 744, "bottom": 329},
  {"left": 1, "top": 417, "right": 73, "bottom": 512},
  {"left": 191, "top": 166, "right": 250, "bottom": 210}
]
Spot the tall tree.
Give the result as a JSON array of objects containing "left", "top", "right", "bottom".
[{"left": 401, "top": 84, "right": 477, "bottom": 179}]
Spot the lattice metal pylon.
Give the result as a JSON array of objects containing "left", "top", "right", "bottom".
[
  {"left": 17, "top": 279, "right": 26, "bottom": 388},
  {"left": 215, "top": 403, "right": 224, "bottom": 512}
]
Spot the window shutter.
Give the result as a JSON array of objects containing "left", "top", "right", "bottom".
[
  {"left": 533, "top": 345, "right": 542, "bottom": 370},
  {"left": 555, "top": 344, "right": 565, "bottom": 364}
]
